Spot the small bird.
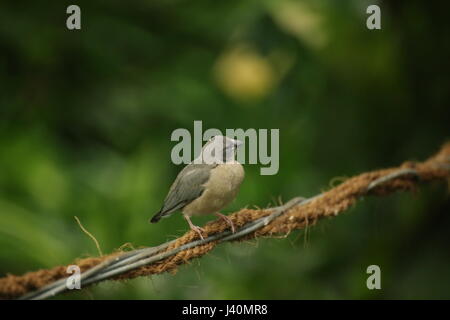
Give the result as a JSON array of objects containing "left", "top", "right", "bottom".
[{"left": 150, "top": 136, "right": 245, "bottom": 239}]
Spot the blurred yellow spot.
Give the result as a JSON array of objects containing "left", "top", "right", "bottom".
[
  {"left": 214, "top": 46, "right": 276, "bottom": 102},
  {"left": 270, "top": 0, "right": 327, "bottom": 49}
]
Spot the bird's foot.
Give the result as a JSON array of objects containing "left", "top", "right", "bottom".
[
  {"left": 190, "top": 225, "right": 206, "bottom": 240},
  {"left": 184, "top": 214, "right": 207, "bottom": 240},
  {"left": 215, "top": 213, "right": 235, "bottom": 233}
]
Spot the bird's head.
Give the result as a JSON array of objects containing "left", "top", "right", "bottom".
[{"left": 197, "top": 135, "right": 243, "bottom": 164}]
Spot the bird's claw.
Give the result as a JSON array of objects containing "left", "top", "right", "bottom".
[
  {"left": 215, "top": 213, "right": 236, "bottom": 233},
  {"left": 191, "top": 225, "right": 206, "bottom": 240}
]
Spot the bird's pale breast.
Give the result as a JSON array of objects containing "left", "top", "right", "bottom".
[{"left": 182, "top": 162, "right": 244, "bottom": 216}]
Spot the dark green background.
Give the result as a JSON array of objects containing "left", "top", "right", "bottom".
[{"left": 0, "top": 0, "right": 449, "bottom": 299}]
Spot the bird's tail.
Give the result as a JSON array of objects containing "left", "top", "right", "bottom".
[{"left": 149, "top": 211, "right": 163, "bottom": 223}]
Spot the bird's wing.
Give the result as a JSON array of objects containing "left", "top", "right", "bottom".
[{"left": 150, "top": 163, "right": 216, "bottom": 222}]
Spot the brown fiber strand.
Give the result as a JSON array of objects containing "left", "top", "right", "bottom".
[{"left": 1, "top": 142, "right": 449, "bottom": 299}]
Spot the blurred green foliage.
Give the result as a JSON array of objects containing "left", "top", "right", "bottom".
[{"left": 0, "top": 0, "right": 449, "bottom": 299}]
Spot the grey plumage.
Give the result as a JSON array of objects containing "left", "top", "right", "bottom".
[
  {"left": 150, "top": 163, "right": 217, "bottom": 223},
  {"left": 150, "top": 135, "right": 244, "bottom": 239}
]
